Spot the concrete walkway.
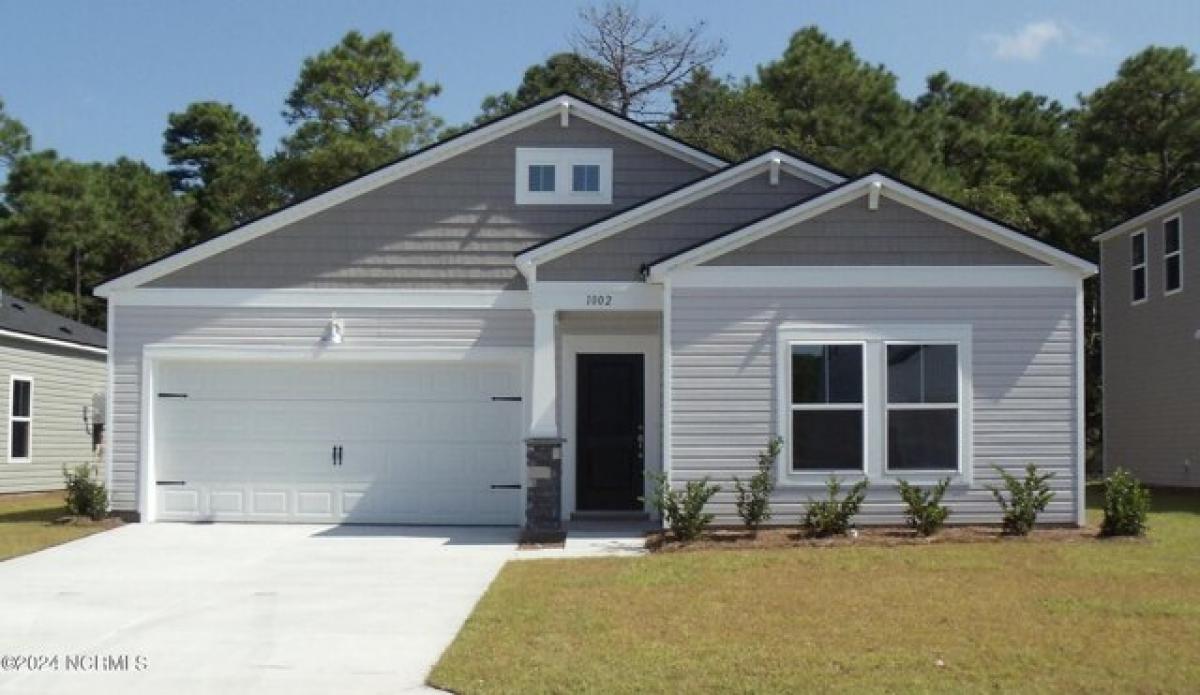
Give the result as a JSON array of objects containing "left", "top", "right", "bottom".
[{"left": 0, "top": 523, "right": 517, "bottom": 695}]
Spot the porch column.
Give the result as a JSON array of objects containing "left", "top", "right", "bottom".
[{"left": 525, "top": 308, "right": 564, "bottom": 533}]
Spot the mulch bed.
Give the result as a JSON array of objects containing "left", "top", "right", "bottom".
[
  {"left": 52, "top": 515, "right": 125, "bottom": 529},
  {"left": 646, "top": 524, "right": 1130, "bottom": 553}
]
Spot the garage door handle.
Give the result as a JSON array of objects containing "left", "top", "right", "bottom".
[
  {"left": 156, "top": 480, "right": 186, "bottom": 486},
  {"left": 490, "top": 484, "right": 522, "bottom": 490}
]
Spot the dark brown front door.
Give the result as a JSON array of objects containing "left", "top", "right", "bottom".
[{"left": 576, "top": 354, "right": 644, "bottom": 511}]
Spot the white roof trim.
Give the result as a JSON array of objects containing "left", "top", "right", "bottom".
[
  {"left": 1092, "top": 186, "right": 1200, "bottom": 242},
  {"left": 94, "top": 94, "right": 725, "bottom": 296},
  {"left": 646, "top": 173, "right": 1097, "bottom": 281},
  {"left": 0, "top": 328, "right": 106, "bottom": 356},
  {"left": 515, "top": 150, "right": 844, "bottom": 274}
]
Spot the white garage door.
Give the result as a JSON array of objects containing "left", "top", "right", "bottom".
[{"left": 153, "top": 360, "right": 525, "bottom": 525}]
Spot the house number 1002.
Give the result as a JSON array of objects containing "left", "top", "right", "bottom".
[{"left": 586, "top": 294, "right": 613, "bottom": 306}]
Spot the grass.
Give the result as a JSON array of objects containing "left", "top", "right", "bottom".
[
  {"left": 430, "top": 487, "right": 1200, "bottom": 694},
  {"left": 0, "top": 491, "right": 118, "bottom": 561}
]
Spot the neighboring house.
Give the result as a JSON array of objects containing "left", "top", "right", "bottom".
[
  {"left": 1095, "top": 187, "right": 1200, "bottom": 487},
  {"left": 94, "top": 93, "right": 1096, "bottom": 527},
  {"left": 0, "top": 292, "right": 107, "bottom": 494}
]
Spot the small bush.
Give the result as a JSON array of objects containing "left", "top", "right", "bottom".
[
  {"left": 896, "top": 478, "right": 952, "bottom": 536},
  {"left": 63, "top": 464, "right": 108, "bottom": 521},
  {"left": 733, "top": 437, "right": 781, "bottom": 532},
  {"left": 802, "top": 476, "right": 868, "bottom": 538},
  {"left": 647, "top": 473, "right": 720, "bottom": 542},
  {"left": 987, "top": 463, "right": 1055, "bottom": 536},
  {"left": 1100, "top": 468, "right": 1151, "bottom": 537}
]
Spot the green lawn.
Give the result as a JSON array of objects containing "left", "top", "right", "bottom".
[
  {"left": 430, "top": 488, "right": 1200, "bottom": 694},
  {"left": 0, "top": 492, "right": 116, "bottom": 561}
]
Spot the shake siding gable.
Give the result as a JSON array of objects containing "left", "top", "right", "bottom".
[
  {"left": 669, "top": 287, "right": 1081, "bottom": 525},
  {"left": 704, "top": 197, "right": 1044, "bottom": 266},
  {"left": 538, "top": 171, "right": 824, "bottom": 281},
  {"left": 147, "top": 116, "right": 705, "bottom": 291}
]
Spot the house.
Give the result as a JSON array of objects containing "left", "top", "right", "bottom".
[
  {"left": 94, "top": 93, "right": 1096, "bottom": 527},
  {"left": 1095, "top": 186, "right": 1200, "bottom": 487},
  {"left": 0, "top": 292, "right": 107, "bottom": 494}
]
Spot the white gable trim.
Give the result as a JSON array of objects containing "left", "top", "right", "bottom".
[
  {"left": 1092, "top": 185, "right": 1200, "bottom": 242},
  {"left": 514, "top": 150, "right": 844, "bottom": 276},
  {"left": 94, "top": 95, "right": 725, "bottom": 296},
  {"left": 0, "top": 328, "right": 107, "bottom": 356},
  {"left": 645, "top": 173, "right": 1097, "bottom": 281}
]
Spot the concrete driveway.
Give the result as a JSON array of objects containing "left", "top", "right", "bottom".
[{"left": 0, "top": 523, "right": 518, "bottom": 694}]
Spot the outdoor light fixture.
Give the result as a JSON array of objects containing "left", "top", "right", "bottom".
[{"left": 324, "top": 313, "right": 344, "bottom": 345}]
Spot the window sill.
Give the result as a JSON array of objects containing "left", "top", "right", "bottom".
[{"left": 778, "top": 471, "right": 970, "bottom": 488}]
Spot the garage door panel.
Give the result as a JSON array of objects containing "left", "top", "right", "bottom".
[{"left": 154, "top": 360, "right": 524, "bottom": 525}]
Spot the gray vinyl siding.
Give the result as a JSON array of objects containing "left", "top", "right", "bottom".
[
  {"left": 108, "top": 305, "right": 533, "bottom": 511},
  {"left": 1100, "top": 197, "right": 1200, "bottom": 486},
  {"left": 539, "top": 171, "right": 824, "bottom": 281},
  {"left": 670, "top": 286, "right": 1081, "bottom": 525},
  {"left": 705, "top": 197, "right": 1044, "bottom": 266},
  {"left": 147, "top": 116, "right": 705, "bottom": 291},
  {"left": 0, "top": 338, "right": 106, "bottom": 493}
]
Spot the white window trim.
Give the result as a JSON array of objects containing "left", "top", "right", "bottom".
[
  {"left": 515, "top": 148, "right": 613, "bottom": 205},
  {"left": 1131, "top": 229, "right": 1148, "bottom": 305},
  {"left": 776, "top": 324, "right": 972, "bottom": 487},
  {"left": 8, "top": 375, "right": 33, "bottom": 464},
  {"left": 1164, "top": 214, "right": 1183, "bottom": 296},
  {"left": 882, "top": 341, "right": 964, "bottom": 476},
  {"left": 782, "top": 340, "right": 869, "bottom": 483}
]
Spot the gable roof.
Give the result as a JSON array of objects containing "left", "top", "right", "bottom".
[
  {"left": 514, "top": 148, "right": 845, "bottom": 276},
  {"left": 1092, "top": 185, "right": 1200, "bottom": 242},
  {"left": 645, "top": 171, "right": 1098, "bottom": 281},
  {"left": 0, "top": 291, "right": 106, "bottom": 353},
  {"left": 94, "top": 92, "right": 727, "bottom": 296}
]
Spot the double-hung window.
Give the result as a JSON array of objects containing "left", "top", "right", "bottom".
[
  {"left": 788, "top": 344, "right": 865, "bottom": 472},
  {"left": 1164, "top": 215, "right": 1182, "bottom": 295},
  {"left": 779, "top": 325, "right": 970, "bottom": 484},
  {"left": 885, "top": 344, "right": 960, "bottom": 471},
  {"left": 9, "top": 377, "right": 31, "bottom": 462},
  {"left": 1131, "top": 230, "right": 1147, "bottom": 304},
  {"left": 515, "top": 148, "right": 612, "bottom": 204}
]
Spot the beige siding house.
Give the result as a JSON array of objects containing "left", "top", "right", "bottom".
[
  {"left": 0, "top": 294, "right": 107, "bottom": 494},
  {"left": 1096, "top": 187, "right": 1200, "bottom": 487},
  {"left": 94, "top": 93, "right": 1096, "bottom": 527}
]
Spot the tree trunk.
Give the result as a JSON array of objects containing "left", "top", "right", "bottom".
[{"left": 73, "top": 246, "right": 82, "bottom": 322}]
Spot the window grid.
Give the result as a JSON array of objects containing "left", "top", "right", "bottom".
[{"left": 1164, "top": 215, "right": 1183, "bottom": 295}]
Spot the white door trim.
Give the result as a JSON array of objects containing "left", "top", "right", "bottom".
[
  {"left": 561, "top": 333, "right": 661, "bottom": 519},
  {"left": 138, "top": 343, "right": 531, "bottom": 523}
]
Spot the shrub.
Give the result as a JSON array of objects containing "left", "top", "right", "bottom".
[
  {"left": 896, "top": 478, "right": 952, "bottom": 536},
  {"left": 733, "top": 436, "right": 781, "bottom": 532},
  {"left": 647, "top": 472, "right": 720, "bottom": 542},
  {"left": 987, "top": 463, "right": 1055, "bottom": 536},
  {"left": 801, "top": 476, "right": 868, "bottom": 538},
  {"left": 63, "top": 464, "right": 108, "bottom": 521},
  {"left": 1100, "top": 468, "right": 1151, "bottom": 537}
]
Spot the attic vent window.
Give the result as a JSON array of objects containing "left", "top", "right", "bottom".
[{"left": 515, "top": 147, "right": 612, "bottom": 205}]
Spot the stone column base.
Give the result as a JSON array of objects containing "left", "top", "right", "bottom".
[{"left": 524, "top": 437, "right": 565, "bottom": 532}]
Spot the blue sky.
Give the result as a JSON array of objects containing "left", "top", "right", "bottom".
[{"left": 2, "top": 0, "right": 1197, "bottom": 169}]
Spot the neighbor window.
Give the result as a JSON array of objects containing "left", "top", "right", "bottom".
[
  {"left": 9, "top": 377, "right": 31, "bottom": 462},
  {"left": 1164, "top": 215, "right": 1182, "bottom": 295},
  {"left": 885, "top": 345, "right": 960, "bottom": 472},
  {"left": 1131, "top": 230, "right": 1147, "bottom": 303},
  {"left": 788, "top": 344, "right": 864, "bottom": 472},
  {"left": 527, "top": 164, "right": 556, "bottom": 192},
  {"left": 515, "top": 148, "right": 612, "bottom": 204}
]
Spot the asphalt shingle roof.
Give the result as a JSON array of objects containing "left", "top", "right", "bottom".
[{"left": 0, "top": 291, "right": 106, "bottom": 350}]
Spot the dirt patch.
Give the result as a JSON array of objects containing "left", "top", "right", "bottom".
[{"left": 646, "top": 524, "right": 1116, "bottom": 552}]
